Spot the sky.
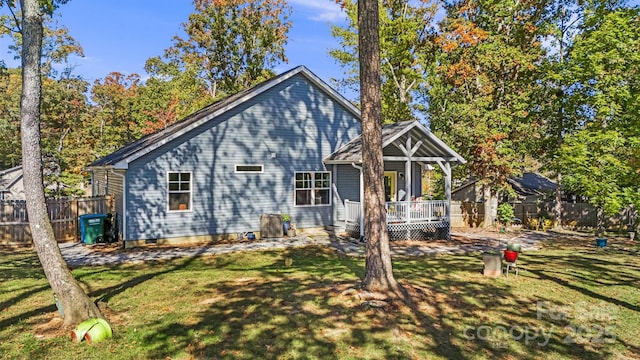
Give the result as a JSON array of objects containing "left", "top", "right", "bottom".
[{"left": 0, "top": 0, "right": 349, "bottom": 86}]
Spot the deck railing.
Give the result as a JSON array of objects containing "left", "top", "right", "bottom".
[{"left": 345, "top": 200, "right": 448, "bottom": 225}]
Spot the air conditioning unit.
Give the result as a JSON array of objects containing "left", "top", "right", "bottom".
[{"left": 260, "top": 213, "right": 283, "bottom": 238}]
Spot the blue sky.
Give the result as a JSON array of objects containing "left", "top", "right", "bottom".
[{"left": 1, "top": 0, "right": 349, "bottom": 85}]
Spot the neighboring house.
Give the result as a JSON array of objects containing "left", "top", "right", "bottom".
[
  {"left": 0, "top": 165, "right": 25, "bottom": 201},
  {"left": 87, "top": 66, "right": 465, "bottom": 247},
  {"left": 452, "top": 172, "right": 558, "bottom": 203}
]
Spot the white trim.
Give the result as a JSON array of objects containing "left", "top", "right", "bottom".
[
  {"left": 324, "top": 121, "right": 466, "bottom": 165},
  {"left": 167, "top": 171, "right": 193, "bottom": 213},
  {"left": 383, "top": 121, "right": 419, "bottom": 148},
  {"left": 351, "top": 163, "right": 364, "bottom": 237},
  {"left": 382, "top": 156, "right": 460, "bottom": 162},
  {"left": 234, "top": 164, "right": 264, "bottom": 173},
  {"left": 293, "top": 171, "right": 332, "bottom": 207},
  {"left": 414, "top": 121, "right": 466, "bottom": 164}
]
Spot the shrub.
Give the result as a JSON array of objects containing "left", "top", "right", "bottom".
[{"left": 497, "top": 203, "right": 515, "bottom": 226}]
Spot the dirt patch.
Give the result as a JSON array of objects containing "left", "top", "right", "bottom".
[{"left": 34, "top": 316, "right": 68, "bottom": 340}]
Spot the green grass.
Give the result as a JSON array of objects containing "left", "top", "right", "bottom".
[{"left": 0, "top": 235, "right": 639, "bottom": 360}]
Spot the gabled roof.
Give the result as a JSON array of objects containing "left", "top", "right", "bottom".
[
  {"left": 324, "top": 120, "right": 466, "bottom": 164},
  {"left": 87, "top": 66, "right": 361, "bottom": 170},
  {"left": 453, "top": 172, "right": 557, "bottom": 197},
  {"left": 0, "top": 165, "right": 23, "bottom": 190},
  {"left": 507, "top": 172, "right": 557, "bottom": 196}
]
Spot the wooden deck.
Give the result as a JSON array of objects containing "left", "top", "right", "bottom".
[{"left": 345, "top": 200, "right": 450, "bottom": 240}]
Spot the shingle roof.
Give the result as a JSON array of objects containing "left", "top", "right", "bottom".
[
  {"left": 324, "top": 120, "right": 466, "bottom": 164},
  {"left": 87, "top": 66, "right": 360, "bottom": 169},
  {"left": 453, "top": 172, "right": 558, "bottom": 197},
  {"left": 507, "top": 172, "right": 557, "bottom": 196}
]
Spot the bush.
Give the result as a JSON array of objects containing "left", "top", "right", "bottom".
[{"left": 497, "top": 203, "right": 515, "bottom": 226}]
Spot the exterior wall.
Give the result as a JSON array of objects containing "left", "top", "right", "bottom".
[
  {"left": 90, "top": 169, "right": 125, "bottom": 238},
  {"left": 381, "top": 146, "right": 423, "bottom": 200},
  {"left": 107, "top": 170, "right": 125, "bottom": 238},
  {"left": 333, "top": 164, "right": 360, "bottom": 226},
  {"left": 452, "top": 183, "right": 482, "bottom": 202},
  {"left": 412, "top": 163, "right": 422, "bottom": 198},
  {"left": 124, "top": 74, "right": 361, "bottom": 241},
  {"left": 91, "top": 169, "right": 107, "bottom": 196}
]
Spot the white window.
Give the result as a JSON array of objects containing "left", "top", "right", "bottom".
[
  {"left": 168, "top": 172, "right": 191, "bottom": 211},
  {"left": 295, "top": 171, "right": 331, "bottom": 206},
  {"left": 235, "top": 164, "right": 263, "bottom": 173}
]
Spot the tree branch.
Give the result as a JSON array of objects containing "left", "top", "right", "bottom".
[{"left": 7, "top": 2, "right": 22, "bottom": 33}]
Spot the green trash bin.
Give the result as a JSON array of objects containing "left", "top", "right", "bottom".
[{"left": 79, "top": 214, "right": 107, "bottom": 245}]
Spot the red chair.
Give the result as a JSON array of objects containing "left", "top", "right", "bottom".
[
  {"left": 504, "top": 249, "right": 518, "bottom": 263},
  {"left": 503, "top": 250, "right": 519, "bottom": 276}
]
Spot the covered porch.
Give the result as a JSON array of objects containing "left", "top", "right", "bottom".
[
  {"left": 326, "top": 121, "right": 466, "bottom": 241},
  {"left": 345, "top": 199, "right": 450, "bottom": 240}
]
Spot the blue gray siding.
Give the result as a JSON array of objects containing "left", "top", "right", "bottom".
[
  {"left": 333, "top": 164, "right": 360, "bottom": 225},
  {"left": 124, "top": 74, "right": 361, "bottom": 241}
]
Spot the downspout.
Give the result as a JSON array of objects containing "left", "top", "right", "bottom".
[
  {"left": 351, "top": 162, "right": 364, "bottom": 239},
  {"left": 110, "top": 169, "right": 126, "bottom": 243}
]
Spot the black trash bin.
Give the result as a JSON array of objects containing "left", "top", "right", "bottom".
[{"left": 79, "top": 214, "right": 108, "bottom": 245}]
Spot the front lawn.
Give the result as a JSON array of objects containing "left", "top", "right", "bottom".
[{"left": 1, "top": 234, "right": 638, "bottom": 359}]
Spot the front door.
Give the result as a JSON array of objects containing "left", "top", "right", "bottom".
[{"left": 384, "top": 171, "right": 397, "bottom": 201}]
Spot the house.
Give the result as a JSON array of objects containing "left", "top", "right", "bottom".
[
  {"left": 0, "top": 165, "right": 25, "bottom": 200},
  {"left": 452, "top": 172, "right": 558, "bottom": 203},
  {"left": 87, "top": 66, "right": 465, "bottom": 247}
]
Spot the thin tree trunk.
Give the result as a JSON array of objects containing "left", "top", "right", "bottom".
[
  {"left": 553, "top": 174, "right": 563, "bottom": 228},
  {"left": 482, "top": 184, "right": 496, "bottom": 228},
  {"left": 20, "top": 0, "right": 102, "bottom": 326},
  {"left": 358, "top": 0, "right": 398, "bottom": 292}
]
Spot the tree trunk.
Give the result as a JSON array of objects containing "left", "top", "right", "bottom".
[
  {"left": 20, "top": 0, "right": 103, "bottom": 326},
  {"left": 358, "top": 0, "right": 398, "bottom": 291},
  {"left": 553, "top": 174, "right": 563, "bottom": 229},
  {"left": 482, "top": 184, "right": 496, "bottom": 228}
]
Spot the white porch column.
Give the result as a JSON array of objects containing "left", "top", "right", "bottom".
[
  {"left": 437, "top": 160, "right": 452, "bottom": 240},
  {"left": 351, "top": 162, "right": 364, "bottom": 239},
  {"left": 360, "top": 169, "right": 364, "bottom": 239}
]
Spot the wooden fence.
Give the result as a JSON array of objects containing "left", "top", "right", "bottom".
[
  {"left": 0, "top": 196, "right": 114, "bottom": 245},
  {"left": 451, "top": 201, "right": 635, "bottom": 230}
]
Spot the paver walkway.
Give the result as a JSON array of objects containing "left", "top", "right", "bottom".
[{"left": 60, "top": 230, "right": 552, "bottom": 267}]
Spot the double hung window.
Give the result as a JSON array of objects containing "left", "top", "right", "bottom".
[
  {"left": 295, "top": 171, "right": 330, "bottom": 206},
  {"left": 168, "top": 172, "right": 191, "bottom": 211}
]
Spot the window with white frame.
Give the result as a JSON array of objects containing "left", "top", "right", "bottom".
[
  {"left": 295, "top": 171, "right": 331, "bottom": 206},
  {"left": 168, "top": 172, "right": 191, "bottom": 211}
]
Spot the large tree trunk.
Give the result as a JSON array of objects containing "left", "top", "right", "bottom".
[
  {"left": 358, "top": 0, "right": 398, "bottom": 291},
  {"left": 20, "top": 0, "right": 102, "bottom": 326}
]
